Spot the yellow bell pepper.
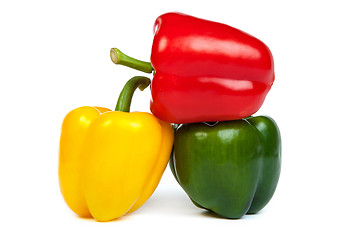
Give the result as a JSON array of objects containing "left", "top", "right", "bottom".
[{"left": 59, "top": 76, "right": 174, "bottom": 222}]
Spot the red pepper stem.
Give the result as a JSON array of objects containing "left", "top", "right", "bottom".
[
  {"left": 110, "top": 48, "right": 154, "bottom": 73},
  {"left": 115, "top": 76, "right": 151, "bottom": 112}
]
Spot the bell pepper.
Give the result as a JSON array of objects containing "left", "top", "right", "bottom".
[
  {"left": 110, "top": 12, "right": 275, "bottom": 124},
  {"left": 169, "top": 116, "right": 281, "bottom": 219},
  {"left": 58, "top": 76, "right": 174, "bottom": 222}
]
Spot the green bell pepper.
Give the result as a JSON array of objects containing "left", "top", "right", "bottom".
[{"left": 169, "top": 116, "right": 281, "bottom": 219}]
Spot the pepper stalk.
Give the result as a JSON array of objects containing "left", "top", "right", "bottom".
[
  {"left": 110, "top": 48, "right": 154, "bottom": 74},
  {"left": 115, "top": 76, "right": 150, "bottom": 112}
]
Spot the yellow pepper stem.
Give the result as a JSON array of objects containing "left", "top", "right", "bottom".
[{"left": 115, "top": 76, "right": 151, "bottom": 112}]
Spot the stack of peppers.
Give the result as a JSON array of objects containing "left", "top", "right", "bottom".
[{"left": 59, "top": 12, "right": 281, "bottom": 221}]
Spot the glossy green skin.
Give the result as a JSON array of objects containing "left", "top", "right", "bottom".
[{"left": 169, "top": 116, "right": 281, "bottom": 219}]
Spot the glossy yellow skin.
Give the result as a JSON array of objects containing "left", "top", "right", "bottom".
[{"left": 59, "top": 106, "right": 174, "bottom": 221}]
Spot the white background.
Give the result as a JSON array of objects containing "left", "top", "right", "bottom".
[{"left": 1, "top": 0, "right": 359, "bottom": 239}]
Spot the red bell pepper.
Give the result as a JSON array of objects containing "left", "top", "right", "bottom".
[{"left": 111, "top": 12, "right": 275, "bottom": 124}]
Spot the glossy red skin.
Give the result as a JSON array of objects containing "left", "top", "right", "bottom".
[{"left": 150, "top": 12, "right": 274, "bottom": 124}]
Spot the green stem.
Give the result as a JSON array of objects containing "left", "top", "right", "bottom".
[
  {"left": 110, "top": 48, "right": 154, "bottom": 74},
  {"left": 115, "top": 76, "right": 151, "bottom": 112}
]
